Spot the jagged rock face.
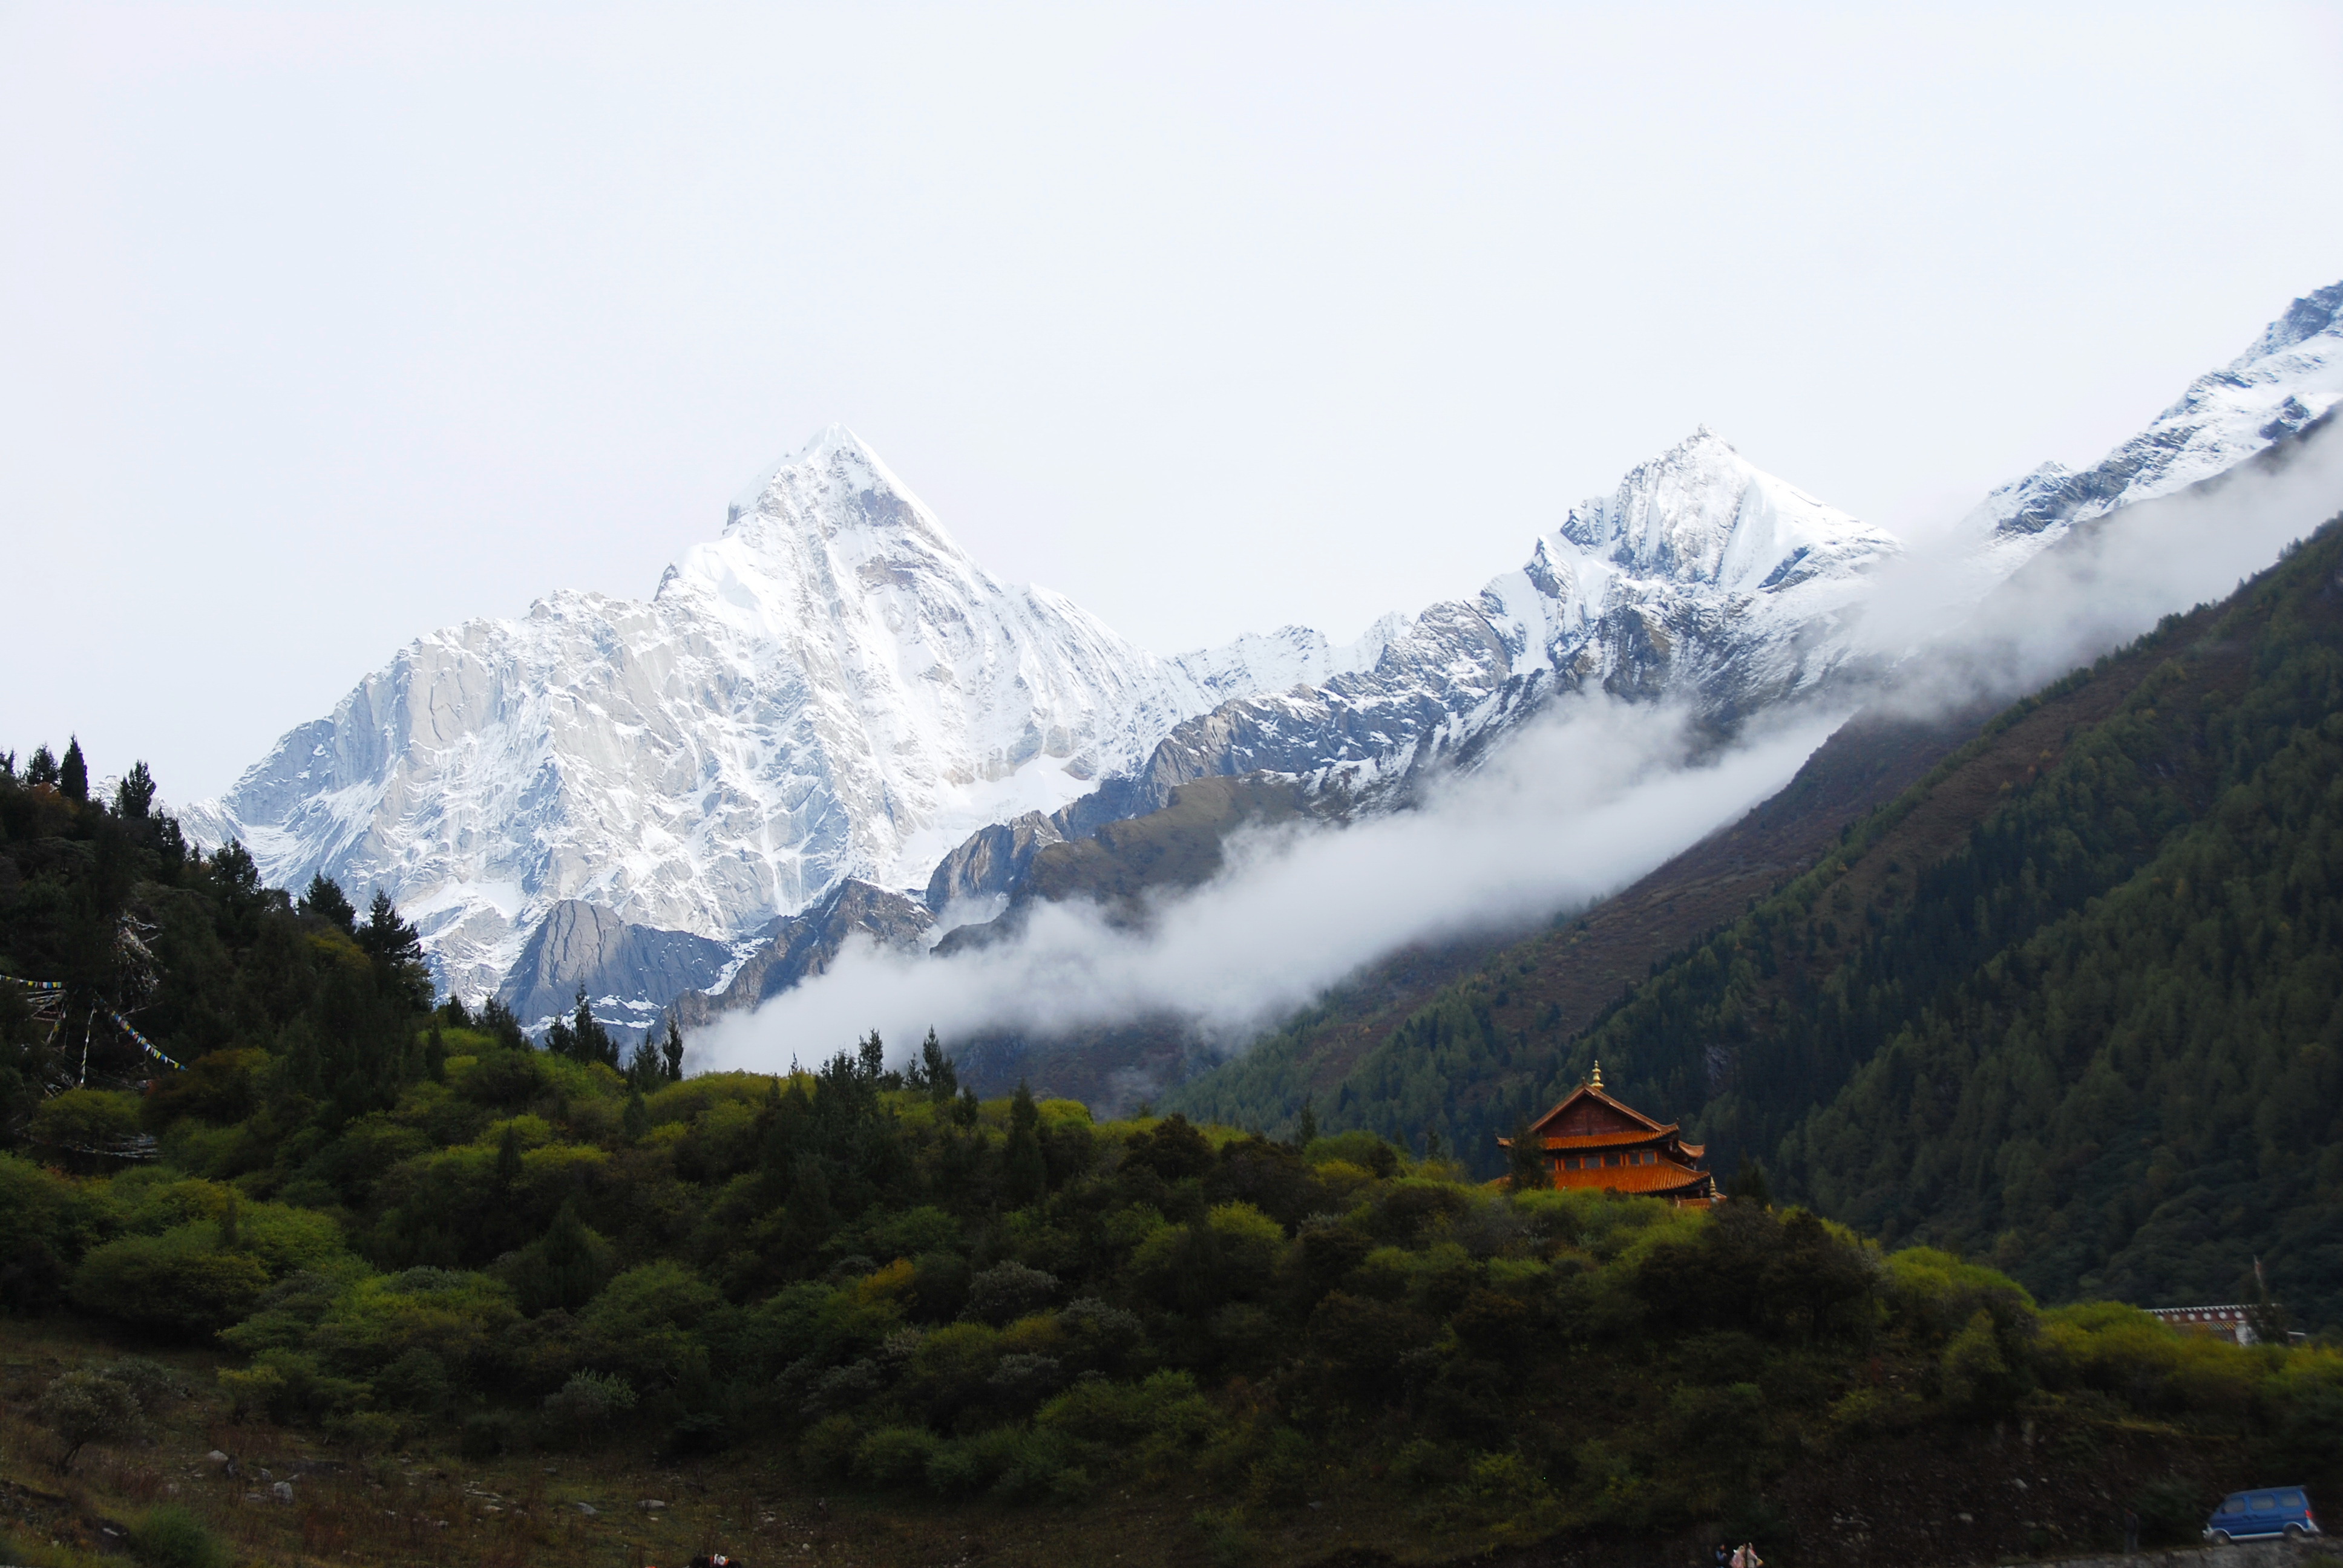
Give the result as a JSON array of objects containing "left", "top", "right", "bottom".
[
  {"left": 923, "top": 811, "right": 1066, "bottom": 918},
  {"left": 666, "top": 879, "right": 933, "bottom": 1036},
  {"left": 494, "top": 900, "right": 736, "bottom": 1042},
  {"left": 1968, "top": 279, "right": 2343, "bottom": 555},
  {"left": 186, "top": 428, "right": 1377, "bottom": 1002}
]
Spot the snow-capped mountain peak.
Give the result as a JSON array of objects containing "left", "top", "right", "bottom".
[
  {"left": 185, "top": 429, "right": 1362, "bottom": 1007},
  {"left": 1968, "top": 277, "right": 2343, "bottom": 549},
  {"left": 1558, "top": 426, "right": 1895, "bottom": 596}
]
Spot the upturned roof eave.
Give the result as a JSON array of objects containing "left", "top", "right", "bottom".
[{"left": 1525, "top": 1080, "right": 1675, "bottom": 1138}]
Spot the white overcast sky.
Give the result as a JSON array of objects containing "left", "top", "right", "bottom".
[{"left": 5, "top": 2, "right": 2342, "bottom": 802}]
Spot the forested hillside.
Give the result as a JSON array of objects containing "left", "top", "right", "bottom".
[
  {"left": 1177, "top": 517, "right": 2343, "bottom": 1333},
  {"left": 4, "top": 734, "right": 2342, "bottom": 1566}
]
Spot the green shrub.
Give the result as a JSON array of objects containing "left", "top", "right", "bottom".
[
  {"left": 1246, "top": 1425, "right": 1314, "bottom": 1505},
  {"left": 129, "top": 1504, "right": 229, "bottom": 1568},
  {"left": 1301, "top": 1131, "right": 1397, "bottom": 1176},
  {"left": 577, "top": 1261, "right": 723, "bottom": 1387},
  {"left": 925, "top": 1426, "right": 1027, "bottom": 1496},
  {"left": 853, "top": 1425, "right": 940, "bottom": 1485},
  {"left": 798, "top": 1413, "right": 860, "bottom": 1477},
  {"left": 543, "top": 1368, "right": 637, "bottom": 1443},
  {"left": 35, "top": 1367, "right": 147, "bottom": 1471},
  {"left": 71, "top": 1230, "right": 270, "bottom": 1337},
  {"left": 460, "top": 1410, "right": 520, "bottom": 1460},
  {"left": 0, "top": 1151, "right": 105, "bottom": 1308},
  {"left": 215, "top": 1348, "right": 369, "bottom": 1425},
  {"left": 31, "top": 1086, "right": 142, "bottom": 1150}
]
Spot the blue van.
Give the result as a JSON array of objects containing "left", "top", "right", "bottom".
[{"left": 2204, "top": 1486, "right": 2320, "bottom": 1542}]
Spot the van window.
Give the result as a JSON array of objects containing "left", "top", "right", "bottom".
[
  {"left": 2221, "top": 1498, "right": 2247, "bottom": 1514},
  {"left": 2282, "top": 1493, "right": 2305, "bottom": 1508},
  {"left": 2250, "top": 1496, "right": 2275, "bottom": 1512}
]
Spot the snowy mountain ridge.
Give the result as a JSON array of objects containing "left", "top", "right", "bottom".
[
  {"left": 187, "top": 278, "right": 2343, "bottom": 1031},
  {"left": 1967, "top": 279, "right": 2343, "bottom": 569},
  {"left": 1099, "top": 426, "right": 1900, "bottom": 817},
  {"left": 185, "top": 426, "right": 1391, "bottom": 1005}
]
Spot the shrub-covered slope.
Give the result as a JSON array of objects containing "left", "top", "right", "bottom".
[{"left": 6, "top": 702, "right": 2343, "bottom": 1566}]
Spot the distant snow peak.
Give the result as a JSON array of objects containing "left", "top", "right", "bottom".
[
  {"left": 188, "top": 428, "right": 1349, "bottom": 1005},
  {"left": 1967, "top": 276, "right": 2343, "bottom": 552}
]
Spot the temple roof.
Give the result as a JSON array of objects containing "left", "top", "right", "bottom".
[
  {"left": 1525, "top": 1064, "right": 1675, "bottom": 1141},
  {"left": 1538, "top": 1128, "right": 1680, "bottom": 1151},
  {"left": 1553, "top": 1161, "right": 1714, "bottom": 1197}
]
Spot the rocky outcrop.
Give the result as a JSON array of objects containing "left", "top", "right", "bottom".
[
  {"left": 494, "top": 900, "right": 733, "bottom": 1041},
  {"left": 923, "top": 812, "right": 1066, "bottom": 913},
  {"left": 664, "top": 879, "right": 932, "bottom": 1036}
]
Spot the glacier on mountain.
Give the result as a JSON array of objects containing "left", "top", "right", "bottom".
[
  {"left": 185, "top": 427, "right": 1388, "bottom": 1006},
  {"left": 187, "top": 278, "right": 2343, "bottom": 1037}
]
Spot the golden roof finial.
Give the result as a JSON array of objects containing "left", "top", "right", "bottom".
[{"left": 1590, "top": 1060, "right": 1604, "bottom": 1089}]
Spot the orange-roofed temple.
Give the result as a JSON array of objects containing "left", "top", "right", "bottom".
[{"left": 1501, "top": 1063, "right": 1716, "bottom": 1203}]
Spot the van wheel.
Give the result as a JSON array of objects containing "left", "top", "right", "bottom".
[
  {"left": 2210, "top": 1532, "right": 2231, "bottom": 1544},
  {"left": 2286, "top": 1526, "right": 2307, "bottom": 1540}
]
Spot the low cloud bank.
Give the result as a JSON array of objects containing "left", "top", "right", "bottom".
[
  {"left": 701, "top": 699, "right": 1845, "bottom": 1072},
  {"left": 1860, "top": 417, "right": 2343, "bottom": 715},
  {"left": 704, "top": 419, "right": 2343, "bottom": 1076}
]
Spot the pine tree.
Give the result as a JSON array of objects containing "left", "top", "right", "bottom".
[
  {"left": 914, "top": 1027, "right": 957, "bottom": 1101},
  {"left": 624, "top": 1036, "right": 663, "bottom": 1094},
  {"left": 1294, "top": 1096, "right": 1319, "bottom": 1148},
  {"left": 113, "top": 761, "right": 157, "bottom": 819},
  {"left": 479, "top": 997, "right": 527, "bottom": 1051},
  {"left": 1004, "top": 1079, "right": 1047, "bottom": 1207},
  {"left": 300, "top": 875, "right": 357, "bottom": 933},
  {"left": 358, "top": 889, "right": 432, "bottom": 1009},
  {"left": 623, "top": 1090, "right": 650, "bottom": 1142},
  {"left": 58, "top": 737, "right": 87, "bottom": 803},
  {"left": 1506, "top": 1117, "right": 1546, "bottom": 1192},
  {"left": 26, "top": 745, "right": 57, "bottom": 788},
  {"left": 557, "top": 988, "right": 617, "bottom": 1070},
  {"left": 1726, "top": 1155, "right": 1772, "bottom": 1207},
  {"left": 661, "top": 1019, "right": 685, "bottom": 1082}
]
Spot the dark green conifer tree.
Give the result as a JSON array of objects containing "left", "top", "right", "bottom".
[
  {"left": 1726, "top": 1155, "right": 1772, "bottom": 1207},
  {"left": 1507, "top": 1117, "right": 1546, "bottom": 1191},
  {"left": 300, "top": 874, "right": 356, "bottom": 932},
  {"left": 1004, "top": 1079, "right": 1047, "bottom": 1207},
  {"left": 910, "top": 1027, "right": 957, "bottom": 1100},
  {"left": 661, "top": 1019, "right": 685, "bottom": 1082},
  {"left": 478, "top": 997, "right": 527, "bottom": 1051},
  {"left": 58, "top": 737, "right": 87, "bottom": 802},
  {"left": 25, "top": 744, "right": 57, "bottom": 787},
  {"left": 551, "top": 988, "right": 617, "bottom": 1068},
  {"left": 358, "top": 889, "right": 433, "bottom": 1009},
  {"left": 1294, "top": 1096, "right": 1318, "bottom": 1148},
  {"left": 113, "top": 760, "right": 156, "bottom": 819}
]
